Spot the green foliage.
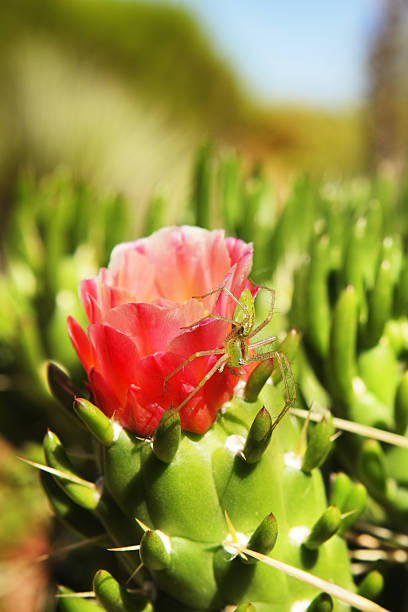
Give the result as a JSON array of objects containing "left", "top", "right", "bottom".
[
  {"left": 283, "top": 174, "right": 408, "bottom": 530},
  {"left": 0, "top": 171, "right": 130, "bottom": 442},
  {"left": 0, "top": 441, "right": 48, "bottom": 547},
  {"left": 6, "top": 147, "right": 408, "bottom": 609},
  {"left": 44, "top": 376, "right": 355, "bottom": 611}
]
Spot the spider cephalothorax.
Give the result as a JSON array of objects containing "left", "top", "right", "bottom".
[{"left": 164, "top": 284, "right": 296, "bottom": 429}]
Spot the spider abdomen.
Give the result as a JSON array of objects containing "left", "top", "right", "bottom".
[{"left": 227, "top": 337, "right": 244, "bottom": 367}]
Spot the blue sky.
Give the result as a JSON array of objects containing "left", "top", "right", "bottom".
[{"left": 148, "top": 0, "right": 384, "bottom": 109}]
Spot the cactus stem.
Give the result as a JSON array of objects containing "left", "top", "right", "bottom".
[
  {"left": 74, "top": 397, "right": 115, "bottom": 446},
  {"left": 152, "top": 407, "right": 181, "bottom": 463},
  {"left": 140, "top": 530, "right": 172, "bottom": 570},
  {"left": 245, "top": 513, "right": 278, "bottom": 562},
  {"left": 340, "top": 509, "right": 359, "bottom": 521},
  {"left": 226, "top": 546, "right": 389, "bottom": 612},
  {"left": 303, "top": 506, "right": 341, "bottom": 550},
  {"left": 294, "top": 405, "right": 311, "bottom": 456},
  {"left": 242, "top": 406, "right": 273, "bottom": 463},
  {"left": 291, "top": 407, "right": 408, "bottom": 448},
  {"left": 302, "top": 416, "right": 334, "bottom": 473},
  {"left": 306, "top": 592, "right": 333, "bottom": 612}
]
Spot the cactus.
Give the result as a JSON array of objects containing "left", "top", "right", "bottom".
[
  {"left": 287, "top": 179, "right": 408, "bottom": 531},
  {"left": 0, "top": 170, "right": 130, "bottom": 440},
  {"left": 35, "top": 227, "right": 386, "bottom": 612}
]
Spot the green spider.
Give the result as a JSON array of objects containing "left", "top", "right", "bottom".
[{"left": 163, "top": 284, "right": 296, "bottom": 428}]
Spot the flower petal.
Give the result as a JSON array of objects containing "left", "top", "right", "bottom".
[
  {"left": 88, "top": 324, "right": 140, "bottom": 401},
  {"left": 67, "top": 316, "right": 94, "bottom": 371},
  {"left": 104, "top": 303, "right": 186, "bottom": 358},
  {"left": 110, "top": 248, "right": 157, "bottom": 302},
  {"left": 88, "top": 367, "right": 121, "bottom": 418},
  {"left": 123, "top": 385, "right": 165, "bottom": 436},
  {"left": 145, "top": 227, "right": 232, "bottom": 302},
  {"left": 214, "top": 245, "right": 254, "bottom": 319},
  {"left": 79, "top": 279, "right": 98, "bottom": 321},
  {"left": 168, "top": 319, "right": 227, "bottom": 363}
]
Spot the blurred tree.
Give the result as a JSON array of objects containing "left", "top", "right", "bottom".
[{"left": 367, "top": 0, "right": 408, "bottom": 175}]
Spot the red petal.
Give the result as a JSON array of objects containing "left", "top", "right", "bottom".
[
  {"left": 168, "top": 319, "right": 227, "bottom": 364},
  {"left": 88, "top": 324, "right": 140, "bottom": 401},
  {"left": 178, "top": 392, "right": 214, "bottom": 434},
  {"left": 133, "top": 352, "right": 190, "bottom": 405},
  {"left": 67, "top": 316, "right": 94, "bottom": 371},
  {"left": 88, "top": 368, "right": 121, "bottom": 418},
  {"left": 123, "top": 385, "right": 164, "bottom": 436},
  {"left": 85, "top": 295, "right": 102, "bottom": 324},
  {"left": 79, "top": 279, "right": 98, "bottom": 321}
]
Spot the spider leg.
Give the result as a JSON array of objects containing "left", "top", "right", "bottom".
[
  {"left": 162, "top": 349, "right": 225, "bottom": 396},
  {"left": 242, "top": 349, "right": 280, "bottom": 364},
  {"left": 193, "top": 286, "right": 249, "bottom": 318},
  {"left": 242, "top": 350, "right": 296, "bottom": 430},
  {"left": 247, "top": 287, "right": 276, "bottom": 339},
  {"left": 192, "top": 287, "right": 223, "bottom": 300},
  {"left": 247, "top": 335, "right": 278, "bottom": 349},
  {"left": 180, "top": 312, "right": 240, "bottom": 331},
  {"left": 270, "top": 351, "right": 296, "bottom": 431},
  {"left": 175, "top": 354, "right": 229, "bottom": 413}
]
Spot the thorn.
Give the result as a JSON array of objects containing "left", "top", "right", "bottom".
[
  {"left": 55, "top": 591, "right": 96, "bottom": 599},
  {"left": 36, "top": 535, "right": 106, "bottom": 562},
  {"left": 108, "top": 544, "right": 141, "bottom": 552},
  {"left": 135, "top": 518, "right": 150, "bottom": 532},
  {"left": 17, "top": 457, "right": 96, "bottom": 489},
  {"left": 230, "top": 547, "right": 389, "bottom": 612},
  {"left": 290, "top": 407, "right": 408, "bottom": 449}
]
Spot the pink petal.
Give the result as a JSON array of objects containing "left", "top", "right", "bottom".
[
  {"left": 110, "top": 249, "right": 158, "bottom": 302},
  {"left": 110, "top": 238, "right": 148, "bottom": 261},
  {"left": 146, "top": 227, "right": 232, "bottom": 302},
  {"left": 104, "top": 303, "right": 186, "bottom": 358},
  {"left": 225, "top": 236, "right": 253, "bottom": 267},
  {"left": 214, "top": 246, "right": 254, "bottom": 319},
  {"left": 153, "top": 297, "right": 207, "bottom": 329},
  {"left": 67, "top": 316, "right": 94, "bottom": 371},
  {"left": 85, "top": 295, "right": 102, "bottom": 324},
  {"left": 97, "top": 282, "right": 134, "bottom": 319}
]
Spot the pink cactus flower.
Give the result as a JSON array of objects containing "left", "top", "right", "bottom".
[{"left": 68, "top": 226, "right": 254, "bottom": 436}]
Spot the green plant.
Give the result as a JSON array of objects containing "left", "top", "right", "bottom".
[
  {"left": 33, "top": 227, "right": 383, "bottom": 611},
  {"left": 0, "top": 170, "right": 129, "bottom": 442}
]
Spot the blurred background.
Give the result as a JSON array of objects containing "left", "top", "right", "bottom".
[
  {"left": 1, "top": 1, "right": 408, "bottom": 610},
  {"left": 1, "top": 0, "right": 408, "bottom": 234}
]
